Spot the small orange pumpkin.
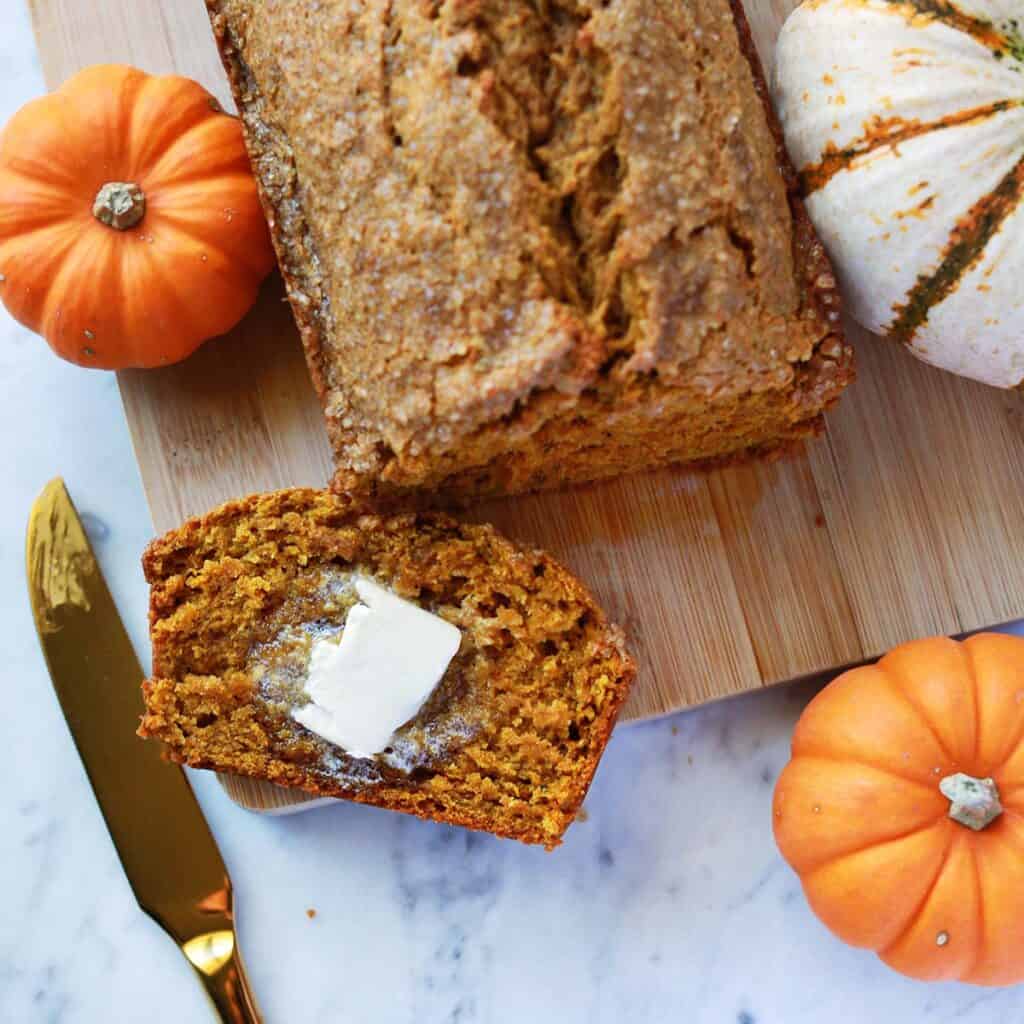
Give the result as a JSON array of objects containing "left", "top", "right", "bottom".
[
  {"left": 774, "top": 634, "right": 1024, "bottom": 985},
  {"left": 0, "top": 64, "right": 275, "bottom": 369}
]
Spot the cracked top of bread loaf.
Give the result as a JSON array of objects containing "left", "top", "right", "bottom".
[{"left": 208, "top": 0, "right": 847, "bottom": 491}]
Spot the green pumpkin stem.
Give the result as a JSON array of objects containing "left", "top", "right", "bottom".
[
  {"left": 939, "top": 773, "right": 1003, "bottom": 831},
  {"left": 93, "top": 182, "right": 146, "bottom": 231}
]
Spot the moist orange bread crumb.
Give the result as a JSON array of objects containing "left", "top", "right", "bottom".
[{"left": 139, "top": 490, "right": 635, "bottom": 847}]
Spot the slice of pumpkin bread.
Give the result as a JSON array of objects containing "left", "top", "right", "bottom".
[{"left": 138, "top": 489, "right": 635, "bottom": 847}]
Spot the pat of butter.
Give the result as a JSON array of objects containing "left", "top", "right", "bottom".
[{"left": 293, "top": 576, "right": 461, "bottom": 758}]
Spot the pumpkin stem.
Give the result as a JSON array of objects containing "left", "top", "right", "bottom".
[
  {"left": 93, "top": 182, "right": 146, "bottom": 231},
  {"left": 940, "top": 773, "right": 1003, "bottom": 831}
]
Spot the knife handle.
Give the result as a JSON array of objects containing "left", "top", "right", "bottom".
[{"left": 182, "top": 928, "right": 262, "bottom": 1024}]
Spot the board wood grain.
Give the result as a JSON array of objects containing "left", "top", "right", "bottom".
[{"left": 29, "top": 0, "right": 1024, "bottom": 814}]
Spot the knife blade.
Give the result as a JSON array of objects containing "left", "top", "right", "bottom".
[{"left": 26, "top": 478, "right": 261, "bottom": 1024}]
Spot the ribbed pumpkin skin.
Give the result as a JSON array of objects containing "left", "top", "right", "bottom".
[
  {"left": 0, "top": 64, "right": 275, "bottom": 369},
  {"left": 774, "top": 634, "right": 1024, "bottom": 985},
  {"left": 773, "top": 0, "right": 1024, "bottom": 388}
]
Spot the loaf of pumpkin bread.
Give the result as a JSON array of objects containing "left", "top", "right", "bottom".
[
  {"left": 206, "top": 0, "right": 853, "bottom": 503},
  {"left": 138, "top": 490, "right": 635, "bottom": 847}
]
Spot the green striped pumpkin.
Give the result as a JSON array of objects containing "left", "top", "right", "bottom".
[{"left": 774, "top": 0, "right": 1024, "bottom": 388}]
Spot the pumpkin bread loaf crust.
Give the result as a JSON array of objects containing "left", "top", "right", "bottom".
[
  {"left": 138, "top": 490, "right": 636, "bottom": 847},
  {"left": 206, "top": 0, "right": 853, "bottom": 505}
]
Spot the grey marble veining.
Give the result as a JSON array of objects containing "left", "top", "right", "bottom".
[{"left": 2, "top": 2, "right": 1024, "bottom": 1020}]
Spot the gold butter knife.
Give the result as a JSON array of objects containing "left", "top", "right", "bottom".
[{"left": 26, "top": 479, "right": 261, "bottom": 1024}]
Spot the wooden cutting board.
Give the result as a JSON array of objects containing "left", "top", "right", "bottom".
[{"left": 29, "top": 0, "right": 1024, "bottom": 813}]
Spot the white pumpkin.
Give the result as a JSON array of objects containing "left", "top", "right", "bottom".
[{"left": 773, "top": 0, "right": 1024, "bottom": 388}]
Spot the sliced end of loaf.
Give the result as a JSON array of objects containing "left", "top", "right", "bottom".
[{"left": 139, "top": 489, "right": 636, "bottom": 847}]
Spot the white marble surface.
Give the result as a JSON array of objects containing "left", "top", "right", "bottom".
[{"left": 2, "top": 3, "right": 1024, "bottom": 1021}]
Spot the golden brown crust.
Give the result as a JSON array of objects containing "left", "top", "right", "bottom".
[
  {"left": 205, "top": 7, "right": 332, "bottom": 407},
  {"left": 139, "top": 489, "right": 635, "bottom": 847},
  {"left": 206, "top": 0, "right": 853, "bottom": 505},
  {"left": 726, "top": 0, "right": 844, "bottom": 325}
]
